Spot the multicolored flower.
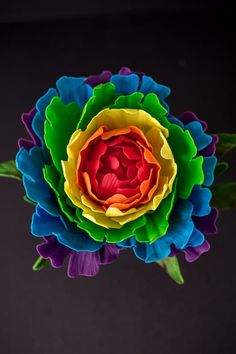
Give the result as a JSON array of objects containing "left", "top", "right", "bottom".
[{"left": 15, "top": 67, "right": 219, "bottom": 278}]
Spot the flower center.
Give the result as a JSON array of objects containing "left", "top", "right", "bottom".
[{"left": 76, "top": 125, "right": 161, "bottom": 210}]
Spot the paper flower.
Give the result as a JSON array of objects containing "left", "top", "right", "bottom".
[{"left": 1, "top": 67, "right": 235, "bottom": 283}]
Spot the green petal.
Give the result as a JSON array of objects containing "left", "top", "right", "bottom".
[
  {"left": 43, "top": 164, "right": 77, "bottom": 222},
  {"left": 167, "top": 125, "right": 204, "bottom": 199},
  {"left": 75, "top": 207, "right": 146, "bottom": 243},
  {"left": 77, "top": 83, "right": 118, "bottom": 130},
  {"left": 157, "top": 256, "right": 184, "bottom": 285},
  {"left": 140, "top": 93, "right": 170, "bottom": 127},
  {"left": 0, "top": 160, "right": 22, "bottom": 180},
  {"left": 216, "top": 133, "right": 236, "bottom": 158},
  {"left": 112, "top": 92, "right": 144, "bottom": 109},
  {"left": 211, "top": 183, "right": 236, "bottom": 209},
  {"left": 68, "top": 180, "right": 177, "bottom": 244},
  {"left": 135, "top": 179, "right": 177, "bottom": 243},
  {"left": 45, "top": 96, "right": 82, "bottom": 174},
  {"left": 109, "top": 91, "right": 169, "bottom": 127}
]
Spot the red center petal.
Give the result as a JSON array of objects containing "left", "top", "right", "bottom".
[{"left": 77, "top": 125, "right": 161, "bottom": 210}]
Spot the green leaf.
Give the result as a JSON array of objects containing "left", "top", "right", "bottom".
[
  {"left": 0, "top": 160, "right": 22, "bottom": 180},
  {"left": 211, "top": 183, "right": 236, "bottom": 209},
  {"left": 216, "top": 133, "right": 236, "bottom": 158},
  {"left": 32, "top": 256, "right": 51, "bottom": 271},
  {"left": 157, "top": 256, "right": 184, "bottom": 285},
  {"left": 214, "top": 161, "right": 229, "bottom": 178}
]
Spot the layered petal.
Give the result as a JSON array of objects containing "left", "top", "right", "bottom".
[
  {"left": 36, "top": 236, "right": 121, "bottom": 277},
  {"left": 15, "top": 68, "right": 219, "bottom": 277},
  {"left": 62, "top": 108, "right": 177, "bottom": 232}
]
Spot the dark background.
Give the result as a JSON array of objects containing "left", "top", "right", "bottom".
[{"left": 0, "top": 1, "right": 235, "bottom": 354}]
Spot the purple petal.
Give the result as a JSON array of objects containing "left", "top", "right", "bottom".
[
  {"left": 179, "top": 111, "right": 208, "bottom": 131},
  {"left": 199, "top": 134, "right": 219, "bottom": 156},
  {"left": 118, "top": 67, "right": 133, "bottom": 75},
  {"left": 169, "top": 246, "right": 179, "bottom": 258},
  {"left": 36, "top": 236, "right": 71, "bottom": 268},
  {"left": 170, "top": 240, "right": 210, "bottom": 262},
  {"left": 118, "top": 66, "right": 145, "bottom": 78},
  {"left": 67, "top": 244, "right": 121, "bottom": 277},
  {"left": 183, "top": 240, "right": 211, "bottom": 262},
  {"left": 192, "top": 208, "right": 219, "bottom": 235},
  {"left": 18, "top": 108, "right": 40, "bottom": 150},
  {"left": 36, "top": 239, "right": 122, "bottom": 278},
  {"left": 67, "top": 251, "right": 100, "bottom": 278},
  {"left": 84, "top": 67, "right": 145, "bottom": 90},
  {"left": 84, "top": 70, "right": 112, "bottom": 87},
  {"left": 98, "top": 244, "right": 121, "bottom": 264},
  {"left": 178, "top": 112, "right": 218, "bottom": 157}
]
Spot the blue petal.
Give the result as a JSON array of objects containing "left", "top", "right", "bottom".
[
  {"left": 117, "top": 237, "right": 136, "bottom": 248},
  {"left": 16, "top": 147, "right": 58, "bottom": 216},
  {"left": 36, "top": 88, "right": 58, "bottom": 112},
  {"left": 32, "top": 206, "right": 103, "bottom": 252},
  {"left": 165, "top": 200, "right": 195, "bottom": 249},
  {"left": 185, "top": 121, "right": 212, "bottom": 151},
  {"left": 33, "top": 88, "right": 58, "bottom": 144},
  {"left": 186, "top": 227, "right": 205, "bottom": 248},
  {"left": 134, "top": 238, "right": 170, "bottom": 263},
  {"left": 139, "top": 76, "right": 171, "bottom": 110},
  {"left": 188, "top": 186, "right": 212, "bottom": 216},
  {"left": 131, "top": 200, "right": 195, "bottom": 262},
  {"left": 32, "top": 111, "right": 45, "bottom": 146},
  {"left": 202, "top": 156, "right": 217, "bottom": 186},
  {"left": 56, "top": 76, "right": 93, "bottom": 108},
  {"left": 168, "top": 116, "right": 185, "bottom": 128},
  {"left": 111, "top": 74, "right": 140, "bottom": 95}
]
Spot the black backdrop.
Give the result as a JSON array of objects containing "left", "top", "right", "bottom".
[{"left": 0, "top": 2, "right": 235, "bottom": 354}]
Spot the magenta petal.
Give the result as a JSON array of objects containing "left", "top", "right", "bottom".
[
  {"left": 184, "top": 240, "right": 211, "bottom": 262},
  {"left": 18, "top": 108, "right": 40, "bottom": 150},
  {"left": 67, "top": 252, "right": 100, "bottom": 278}
]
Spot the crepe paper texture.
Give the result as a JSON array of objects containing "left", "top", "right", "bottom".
[{"left": 1, "top": 67, "right": 236, "bottom": 283}]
